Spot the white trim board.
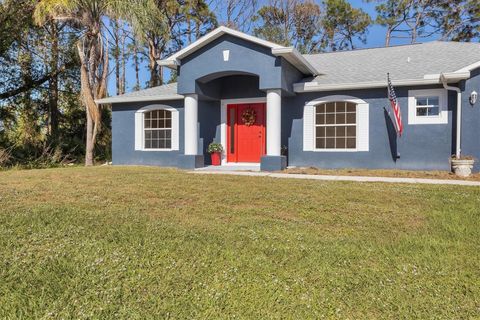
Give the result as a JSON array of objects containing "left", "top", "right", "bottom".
[
  {"left": 220, "top": 97, "right": 267, "bottom": 165},
  {"left": 293, "top": 72, "right": 472, "bottom": 93},
  {"left": 96, "top": 94, "right": 183, "bottom": 104}
]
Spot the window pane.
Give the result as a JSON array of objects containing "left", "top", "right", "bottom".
[
  {"left": 165, "top": 119, "right": 172, "bottom": 128},
  {"left": 317, "top": 104, "right": 326, "bottom": 113},
  {"left": 326, "top": 126, "right": 335, "bottom": 137},
  {"left": 166, "top": 130, "right": 171, "bottom": 138},
  {"left": 158, "top": 140, "right": 165, "bottom": 149},
  {"left": 316, "top": 126, "right": 325, "bottom": 138},
  {"left": 151, "top": 140, "right": 159, "bottom": 149},
  {"left": 336, "top": 126, "right": 346, "bottom": 137},
  {"left": 145, "top": 112, "right": 151, "bottom": 119},
  {"left": 145, "top": 131, "right": 152, "bottom": 139},
  {"left": 336, "top": 138, "right": 346, "bottom": 148},
  {"left": 336, "top": 113, "right": 346, "bottom": 124},
  {"left": 347, "top": 138, "right": 356, "bottom": 149},
  {"left": 347, "top": 126, "right": 356, "bottom": 137},
  {"left": 428, "top": 106, "right": 440, "bottom": 116},
  {"left": 336, "top": 102, "right": 346, "bottom": 112},
  {"left": 416, "top": 97, "right": 428, "bottom": 106},
  {"left": 159, "top": 130, "right": 165, "bottom": 139},
  {"left": 316, "top": 138, "right": 325, "bottom": 149},
  {"left": 326, "top": 114, "right": 335, "bottom": 124},
  {"left": 316, "top": 113, "right": 325, "bottom": 125},
  {"left": 346, "top": 103, "right": 356, "bottom": 112},
  {"left": 144, "top": 119, "right": 151, "bottom": 128},
  {"left": 416, "top": 107, "right": 428, "bottom": 116},
  {"left": 326, "top": 138, "right": 335, "bottom": 148},
  {"left": 326, "top": 102, "right": 335, "bottom": 113},
  {"left": 346, "top": 113, "right": 356, "bottom": 124},
  {"left": 145, "top": 140, "right": 152, "bottom": 149},
  {"left": 165, "top": 140, "right": 171, "bottom": 149},
  {"left": 428, "top": 97, "right": 439, "bottom": 106}
]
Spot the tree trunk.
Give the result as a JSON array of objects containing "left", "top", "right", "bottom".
[
  {"left": 77, "top": 38, "right": 102, "bottom": 167},
  {"left": 48, "top": 22, "right": 59, "bottom": 141},
  {"left": 133, "top": 36, "right": 140, "bottom": 90},
  {"left": 85, "top": 107, "right": 94, "bottom": 166},
  {"left": 113, "top": 20, "right": 121, "bottom": 95},
  {"left": 385, "top": 27, "right": 391, "bottom": 47},
  {"left": 121, "top": 30, "right": 126, "bottom": 94},
  {"left": 148, "top": 37, "right": 159, "bottom": 87}
]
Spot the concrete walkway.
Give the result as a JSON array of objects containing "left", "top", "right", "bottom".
[{"left": 191, "top": 170, "right": 480, "bottom": 186}]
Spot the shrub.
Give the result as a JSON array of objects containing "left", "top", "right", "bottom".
[
  {"left": 0, "top": 148, "right": 11, "bottom": 168},
  {"left": 207, "top": 142, "right": 223, "bottom": 154}
]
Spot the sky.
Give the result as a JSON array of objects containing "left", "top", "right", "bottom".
[{"left": 106, "top": 0, "right": 437, "bottom": 96}]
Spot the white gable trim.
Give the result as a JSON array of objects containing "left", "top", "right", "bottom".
[
  {"left": 272, "top": 47, "right": 319, "bottom": 75},
  {"left": 158, "top": 26, "right": 319, "bottom": 76},
  {"left": 162, "top": 26, "right": 283, "bottom": 64},
  {"left": 135, "top": 104, "right": 179, "bottom": 151},
  {"left": 304, "top": 95, "right": 369, "bottom": 152}
]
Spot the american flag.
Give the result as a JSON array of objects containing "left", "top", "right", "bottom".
[{"left": 387, "top": 73, "right": 403, "bottom": 136}]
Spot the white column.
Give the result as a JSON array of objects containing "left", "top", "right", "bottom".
[
  {"left": 184, "top": 94, "right": 198, "bottom": 155},
  {"left": 266, "top": 89, "right": 282, "bottom": 156}
]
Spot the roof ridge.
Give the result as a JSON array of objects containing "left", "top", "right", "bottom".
[{"left": 302, "top": 41, "right": 460, "bottom": 57}]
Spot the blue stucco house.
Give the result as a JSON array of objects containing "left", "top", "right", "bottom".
[{"left": 96, "top": 26, "right": 480, "bottom": 172}]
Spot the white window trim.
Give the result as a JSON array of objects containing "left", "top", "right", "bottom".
[
  {"left": 408, "top": 88, "right": 448, "bottom": 125},
  {"left": 220, "top": 97, "right": 266, "bottom": 165},
  {"left": 304, "top": 95, "right": 369, "bottom": 152},
  {"left": 135, "top": 104, "right": 179, "bottom": 151}
]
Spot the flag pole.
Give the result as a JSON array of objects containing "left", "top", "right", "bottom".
[{"left": 387, "top": 73, "right": 401, "bottom": 159}]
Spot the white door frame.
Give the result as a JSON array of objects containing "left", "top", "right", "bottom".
[{"left": 220, "top": 97, "right": 267, "bottom": 165}]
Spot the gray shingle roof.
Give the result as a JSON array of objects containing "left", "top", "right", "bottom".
[
  {"left": 303, "top": 41, "right": 480, "bottom": 85},
  {"left": 97, "top": 41, "right": 480, "bottom": 103},
  {"left": 95, "top": 82, "right": 182, "bottom": 104}
]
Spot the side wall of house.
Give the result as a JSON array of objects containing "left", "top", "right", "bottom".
[
  {"left": 111, "top": 100, "right": 220, "bottom": 166},
  {"left": 461, "top": 67, "right": 480, "bottom": 172},
  {"left": 284, "top": 85, "right": 456, "bottom": 171}
]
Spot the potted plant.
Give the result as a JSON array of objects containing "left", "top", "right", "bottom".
[
  {"left": 207, "top": 142, "right": 223, "bottom": 166},
  {"left": 451, "top": 155, "right": 475, "bottom": 177}
]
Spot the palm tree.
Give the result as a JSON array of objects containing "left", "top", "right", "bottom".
[{"left": 34, "top": 0, "right": 146, "bottom": 165}]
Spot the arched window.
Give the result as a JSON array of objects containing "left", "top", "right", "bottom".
[
  {"left": 315, "top": 101, "right": 357, "bottom": 149},
  {"left": 143, "top": 109, "right": 172, "bottom": 149}
]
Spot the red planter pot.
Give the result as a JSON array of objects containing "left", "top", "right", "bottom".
[{"left": 210, "top": 152, "right": 221, "bottom": 166}]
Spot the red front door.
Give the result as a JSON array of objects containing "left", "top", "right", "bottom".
[{"left": 227, "top": 103, "right": 266, "bottom": 163}]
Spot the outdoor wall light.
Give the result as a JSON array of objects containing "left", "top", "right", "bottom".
[{"left": 470, "top": 90, "right": 478, "bottom": 105}]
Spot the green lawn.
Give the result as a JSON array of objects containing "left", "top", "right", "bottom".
[{"left": 0, "top": 167, "right": 479, "bottom": 319}]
